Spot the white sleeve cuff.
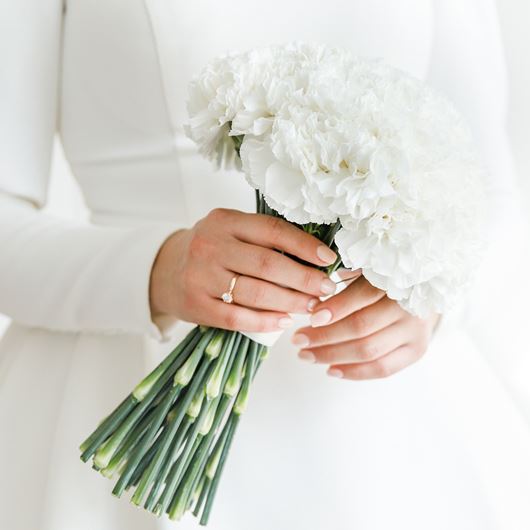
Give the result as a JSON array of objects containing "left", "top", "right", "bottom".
[
  {"left": 96, "top": 221, "right": 183, "bottom": 340},
  {"left": 0, "top": 195, "right": 185, "bottom": 338}
]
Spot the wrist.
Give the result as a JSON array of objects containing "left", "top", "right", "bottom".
[{"left": 149, "top": 228, "right": 188, "bottom": 317}]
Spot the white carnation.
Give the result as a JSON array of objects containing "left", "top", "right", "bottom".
[{"left": 185, "top": 42, "right": 486, "bottom": 316}]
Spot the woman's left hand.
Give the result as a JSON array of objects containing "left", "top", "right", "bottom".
[{"left": 291, "top": 270, "right": 440, "bottom": 380}]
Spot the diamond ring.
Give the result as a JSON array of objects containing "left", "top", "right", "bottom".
[{"left": 221, "top": 275, "right": 239, "bottom": 304}]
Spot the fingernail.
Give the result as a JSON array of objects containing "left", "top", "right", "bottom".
[
  {"left": 278, "top": 317, "right": 294, "bottom": 329},
  {"left": 320, "top": 278, "right": 336, "bottom": 295},
  {"left": 298, "top": 350, "right": 316, "bottom": 363},
  {"left": 327, "top": 368, "right": 343, "bottom": 378},
  {"left": 310, "top": 309, "right": 332, "bottom": 327},
  {"left": 307, "top": 298, "right": 319, "bottom": 313},
  {"left": 291, "top": 333, "right": 309, "bottom": 347},
  {"left": 317, "top": 245, "right": 337, "bottom": 265}
]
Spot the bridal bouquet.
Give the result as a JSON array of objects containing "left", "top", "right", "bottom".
[{"left": 80, "top": 42, "right": 484, "bottom": 524}]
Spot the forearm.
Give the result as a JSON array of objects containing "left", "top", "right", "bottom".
[{"left": 0, "top": 193, "right": 180, "bottom": 338}]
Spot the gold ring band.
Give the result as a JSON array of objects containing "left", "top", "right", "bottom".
[{"left": 221, "top": 275, "right": 239, "bottom": 304}]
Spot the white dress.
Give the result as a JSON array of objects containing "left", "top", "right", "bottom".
[{"left": 1, "top": 1, "right": 530, "bottom": 529}]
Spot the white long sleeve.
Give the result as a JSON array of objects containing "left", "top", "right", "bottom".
[{"left": 0, "top": 1, "right": 180, "bottom": 338}]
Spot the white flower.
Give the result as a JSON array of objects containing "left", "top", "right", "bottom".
[
  {"left": 335, "top": 157, "right": 485, "bottom": 316},
  {"left": 185, "top": 42, "right": 486, "bottom": 316},
  {"left": 184, "top": 50, "right": 273, "bottom": 168}
]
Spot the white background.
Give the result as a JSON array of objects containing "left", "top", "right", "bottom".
[
  {"left": 497, "top": 0, "right": 530, "bottom": 206},
  {"left": 1, "top": 0, "right": 529, "bottom": 337}
]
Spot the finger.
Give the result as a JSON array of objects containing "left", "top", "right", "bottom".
[
  {"left": 298, "top": 318, "right": 413, "bottom": 365},
  {"left": 210, "top": 270, "right": 319, "bottom": 314},
  {"left": 309, "top": 276, "right": 386, "bottom": 327},
  {"left": 224, "top": 240, "right": 337, "bottom": 298},
  {"left": 204, "top": 299, "right": 294, "bottom": 333},
  {"left": 225, "top": 210, "right": 338, "bottom": 267},
  {"left": 292, "top": 296, "right": 402, "bottom": 348},
  {"left": 326, "top": 345, "right": 422, "bottom": 380}
]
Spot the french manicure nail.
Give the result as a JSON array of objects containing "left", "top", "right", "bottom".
[
  {"left": 320, "top": 278, "right": 336, "bottom": 295},
  {"left": 307, "top": 298, "right": 319, "bottom": 313},
  {"left": 278, "top": 317, "right": 294, "bottom": 329},
  {"left": 316, "top": 245, "right": 337, "bottom": 265},
  {"left": 298, "top": 350, "right": 316, "bottom": 363},
  {"left": 311, "top": 309, "right": 332, "bottom": 327},
  {"left": 291, "top": 334, "right": 310, "bottom": 347},
  {"left": 327, "top": 368, "right": 343, "bottom": 378}
]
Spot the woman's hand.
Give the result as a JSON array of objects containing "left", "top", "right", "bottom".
[
  {"left": 149, "top": 208, "right": 338, "bottom": 332},
  {"left": 291, "top": 270, "right": 440, "bottom": 380}
]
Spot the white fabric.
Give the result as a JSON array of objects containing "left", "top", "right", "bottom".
[{"left": 0, "top": 1, "right": 529, "bottom": 529}]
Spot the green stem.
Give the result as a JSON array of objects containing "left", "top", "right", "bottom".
[
  {"left": 127, "top": 353, "right": 212, "bottom": 504},
  {"left": 143, "top": 416, "right": 194, "bottom": 512},
  {"left": 93, "top": 330, "right": 202, "bottom": 470},
  {"left": 98, "top": 382, "right": 180, "bottom": 472},
  {"left": 162, "top": 432, "right": 203, "bottom": 517},
  {"left": 233, "top": 342, "right": 258, "bottom": 415},
  {"left": 177, "top": 332, "right": 243, "bottom": 515},
  {"left": 79, "top": 395, "right": 137, "bottom": 462},
  {"left": 195, "top": 343, "right": 264, "bottom": 522},
  {"left": 167, "top": 390, "right": 234, "bottom": 520},
  {"left": 174, "top": 328, "right": 215, "bottom": 387},
  {"left": 133, "top": 327, "right": 200, "bottom": 401},
  {"left": 224, "top": 336, "right": 249, "bottom": 396},
  {"left": 125, "top": 428, "right": 165, "bottom": 491},
  {"left": 192, "top": 475, "right": 210, "bottom": 516},
  {"left": 205, "top": 329, "right": 226, "bottom": 359},
  {"left": 203, "top": 409, "right": 232, "bottom": 483},
  {"left": 111, "top": 387, "right": 179, "bottom": 496},
  {"left": 200, "top": 414, "right": 240, "bottom": 526},
  {"left": 152, "top": 360, "right": 214, "bottom": 515},
  {"left": 128, "top": 383, "right": 184, "bottom": 505},
  {"left": 101, "top": 403, "right": 159, "bottom": 478},
  {"left": 206, "top": 332, "right": 237, "bottom": 399},
  {"left": 109, "top": 330, "right": 212, "bottom": 494}
]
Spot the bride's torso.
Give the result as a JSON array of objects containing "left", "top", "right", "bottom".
[{"left": 59, "top": 0, "right": 433, "bottom": 227}]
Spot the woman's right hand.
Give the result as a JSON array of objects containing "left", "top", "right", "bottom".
[{"left": 149, "top": 208, "right": 338, "bottom": 332}]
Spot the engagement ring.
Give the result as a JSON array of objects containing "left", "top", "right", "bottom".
[{"left": 221, "top": 275, "right": 239, "bottom": 304}]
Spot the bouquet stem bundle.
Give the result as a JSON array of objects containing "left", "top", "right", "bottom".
[
  {"left": 81, "top": 325, "right": 264, "bottom": 524},
  {"left": 80, "top": 192, "right": 342, "bottom": 525}
]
